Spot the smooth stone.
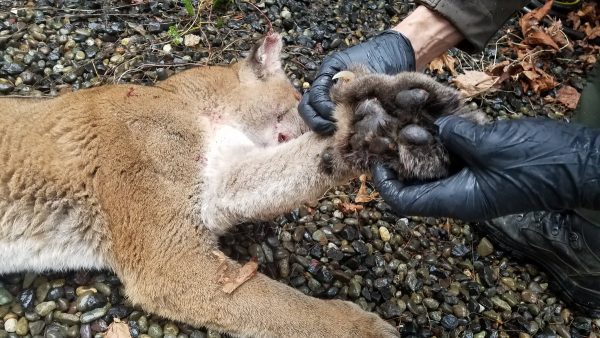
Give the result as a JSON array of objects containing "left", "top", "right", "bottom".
[
  {"left": 441, "top": 314, "right": 458, "bottom": 330},
  {"left": 80, "top": 324, "right": 92, "bottom": 338},
  {"left": 164, "top": 323, "right": 179, "bottom": 335},
  {"left": 521, "top": 290, "right": 538, "bottom": 303},
  {"left": 76, "top": 292, "right": 107, "bottom": 312},
  {"left": 15, "top": 317, "right": 28, "bottom": 335},
  {"left": 35, "top": 301, "right": 57, "bottom": 316},
  {"left": 2, "top": 63, "right": 24, "bottom": 75},
  {"left": 20, "top": 70, "right": 35, "bottom": 85},
  {"left": 147, "top": 324, "right": 163, "bottom": 338},
  {"left": 80, "top": 306, "right": 108, "bottom": 323},
  {"left": 483, "top": 310, "right": 502, "bottom": 323},
  {"left": 28, "top": 321, "right": 44, "bottom": 335},
  {"left": 452, "top": 244, "right": 470, "bottom": 257},
  {"left": 4, "top": 318, "right": 16, "bottom": 333},
  {"left": 423, "top": 298, "right": 439, "bottom": 310},
  {"left": 453, "top": 304, "right": 468, "bottom": 318},
  {"left": 500, "top": 277, "right": 516, "bottom": 290},
  {"left": 75, "top": 51, "right": 86, "bottom": 60},
  {"left": 54, "top": 312, "right": 80, "bottom": 325},
  {"left": 348, "top": 280, "right": 361, "bottom": 299},
  {"left": 280, "top": 9, "right": 291, "bottom": 20},
  {"left": 0, "top": 289, "right": 13, "bottom": 306},
  {"left": 477, "top": 237, "right": 494, "bottom": 256},
  {"left": 380, "top": 300, "right": 402, "bottom": 319},
  {"left": 491, "top": 296, "right": 512, "bottom": 312},
  {"left": 379, "top": 227, "right": 391, "bottom": 242},
  {"left": 35, "top": 282, "right": 50, "bottom": 302},
  {"left": 0, "top": 80, "right": 13, "bottom": 93},
  {"left": 311, "top": 230, "right": 328, "bottom": 245}
]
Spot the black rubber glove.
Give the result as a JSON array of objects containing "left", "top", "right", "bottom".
[
  {"left": 298, "top": 30, "right": 416, "bottom": 135},
  {"left": 372, "top": 116, "right": 600, "bottom": 221}
]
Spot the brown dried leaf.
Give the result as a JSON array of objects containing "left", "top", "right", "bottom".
[
  {"left": 567, "top": 11, "right": 581, "bottom": 30},
  {"left": 521, "top": 69, "right": 539, "bottom": 80},
  {"left": 577, "top": 2, "right": 598, "bottom": 21},
  {"left": 104, "top": 319, "right": 132, "bottom": 338},
  {"left": 427, "top": 52, "right": 457, "bottom": 76},
  {"left": 583, "top": 22, "right": 600, "bottom": 39},
  {"left": 579, "top": 53, "right": 597, "bottom": 65},
  {"left": 546, "top": 20, "right": 573, "bottom": 51},
  {"left": 219, "top": 260, "right": 259, "bottom": 294},
  {"left": 355, "top": 174, "right": 378, "bottom": 203},
  {"left": 518, "top": 62, "right": 558, "bottom": 94},
  {"left": 556, "top": 85, "right": 581, "bottom": 109},
  {"left": 339, "top": 202, "right": 364, "bottom": 214},
  {"left": 519, "top": 0, "right": 554, "bottom": 35},
  {"left": 486, "top": 61, "right": 523, "bottom": 84},
  {"left": 523, "top": 29, "right": 560, "bottom": 50},
  {"left": 452, "top": 71, "right": 498, "bottom": 98},
  {"left": 531, "top": 71, "right": 558, "bottom": 93},
  {"left": 427, "top": 56, "right": 445, "bottom": 74}
]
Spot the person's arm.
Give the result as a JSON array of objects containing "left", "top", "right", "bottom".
[
  {"left": 391, "top": 6, "right": 463, "bottom": 71},
  {"left": 416, "top": 0, "right": 530, "bottom": 51}
]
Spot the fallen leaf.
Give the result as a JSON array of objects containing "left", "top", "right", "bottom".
[
  {"left": 583, "top": 22, "right": 600, "bottom": 39},
  {"left": 452, "top": 71, "right": 499, "bottom": 97},
  {"left": 104, "top": 319, "right": 132, "bottom": 338},
  {"left": 220, "top": 260, "right": 259, "bottom": 294},
  {"left": 339, "top": 202, "right": 364, "bottom": 213},
  {"left": 518, "top": 62, "right": 558, "bottom": 94},
  {"left": 543, "top": 95, "right": 556, "bottom": 103},
  {"left": 567, "top": 10, "right": 581, "bottom": 30},
  {"left": 577, "top": 2, "right": 598, "bottom": 21},
  {"left": 427, "top": 57, "right": 445, "bottom": 75},
  {"left": 519, "top": 0, "right": 554, "bottom": 35},
  {"left": 486, "top": 61, "right": 523, "bottom": 84},
  {"left": 579, "top": 53, "right": 597, "bottom": 65},
  {"left": 523, "top": 29, "right": 560, "bottom": 50},
  {"left": 556, "top": 85, "right": 581, "bottom": 109},
  {"left": 213, "top": 250, "right": 258, "bottom": 293},
  {"left": 427, "top": 52, "right": 457, "bottom": 76},
  {"left": 355, "top": 174, "right": 378, "bottom": 203},
  {"left": 184, "top": 34, "right": 201, "bottom": 47},
  {"left": 546, "top": 20, "right": 572, "bottom": 51}
]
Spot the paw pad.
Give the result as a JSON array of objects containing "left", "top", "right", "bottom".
[{"left": 332, "top": 70, "right": 485, "bottom": 180}]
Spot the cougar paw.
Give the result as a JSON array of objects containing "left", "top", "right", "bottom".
[
  {"left": 328, "top": 300, "right": 399, "bottom": 338},
  {"left": 332, "top": 70, "right": 484, "bottom": 180}
]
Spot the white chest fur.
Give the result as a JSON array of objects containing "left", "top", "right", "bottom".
[{"left": 200, "top": 123, "right": 257, "bottom": 233}]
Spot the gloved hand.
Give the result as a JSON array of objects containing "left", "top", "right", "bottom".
[
  {"left": 372, "top": 116, "right": 600, "bottom": 221},
  {"left": 298, "top": 30, "right": 416, "bottom": 135}
]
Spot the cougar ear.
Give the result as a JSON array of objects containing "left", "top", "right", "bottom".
[{"left": 246, "top": 32, "right": 283, "bottom": 79}]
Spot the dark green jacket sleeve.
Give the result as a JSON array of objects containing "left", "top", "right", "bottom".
[{"left": 417, "top": 0, "right": 529, "bottom": 51}]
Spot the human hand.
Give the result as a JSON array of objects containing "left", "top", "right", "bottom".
[
  {"left": 298, "top": 30, "right": 415, "bottom": 136},
  {"left": 372, "top": 116, "right": 600, "bottom": 221}
]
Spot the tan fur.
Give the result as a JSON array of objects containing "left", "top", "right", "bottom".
[{"left": 0, "top": 33, "right": 398, "bottom": 338}]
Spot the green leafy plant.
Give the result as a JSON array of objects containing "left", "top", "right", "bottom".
[
  {"left": 215, "top": 16, "right": 225, "bottom": 28},
  {"left": 182, "top": 0, "right": 195, "bottom": 16},
  {"left": 167, "top": 25, "right": 183, "bottom": 45}
]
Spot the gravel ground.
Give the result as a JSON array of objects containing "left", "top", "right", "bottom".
[{"left": 0, "top": 1, "right": 598, "bottom": 338}]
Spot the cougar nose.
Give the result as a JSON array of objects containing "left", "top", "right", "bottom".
[{"left": 278, "top": 133, "right": 289, "bottom": 143}]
